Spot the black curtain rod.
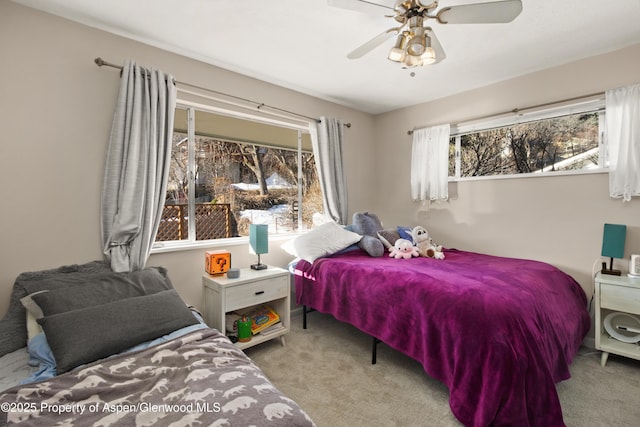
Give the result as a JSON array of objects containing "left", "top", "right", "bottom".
[
  {"left": 406, "top": 91, "right": 604, "bottom": 135},
  {"left": 94, "top": 57, "right": 351, "bottom": 128}
]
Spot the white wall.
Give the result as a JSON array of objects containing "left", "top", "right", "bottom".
[
  {"left": 373, "top": 44, "right": 640, "bottom": 300},
  {"left": 0, "top": 1, "right": 376, "bottom": 316}
]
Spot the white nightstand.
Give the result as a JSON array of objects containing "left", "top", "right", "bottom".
[
  {"left": 594, "top": 272, "right": 640, "bottom": 366},
  {"left": 202, "top": 266, "right": 290, "bottom": 350}
]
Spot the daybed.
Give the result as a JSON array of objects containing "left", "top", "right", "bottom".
[
  {"left": 292, "top": 248, "right": 590, "bottom": 427},
  {"left": 0, "top": 261, "right": 314, "bottom": 426}
]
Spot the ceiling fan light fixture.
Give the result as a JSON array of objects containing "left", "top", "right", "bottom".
[
  {"left": 420, "top": 34, "right": 437, "bottom": 64},
  {"left": 388, "top": 47, "right": 405, "bottom": 62},
  {"left": 406, "top": 22, "right": 426, "bottom": 56},
  {"left": 339, "top": 0, "right": 523, "bottom": 69},
  {"left": 402, "top": 53, "right": 423, "bottom": 68},
  {"left": 420, "top": 46, "right": 436, "bottom": 64},
  {"left": 387, "top": 32, "right": 408, "bottom": 62},
  {"left": 407, "top": 35, "right": 426, "bottom": 56}
]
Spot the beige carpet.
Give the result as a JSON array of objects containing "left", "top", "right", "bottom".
[{"left": 245, "top": 310, "right": 640, "bottom": 427}]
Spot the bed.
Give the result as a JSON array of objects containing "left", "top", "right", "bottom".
[
  {"left": 292, "top": 248, "right": 590, "bottom": 427},
  {"left": 0, "top": 261, "right": 315, "bottom": 426}
]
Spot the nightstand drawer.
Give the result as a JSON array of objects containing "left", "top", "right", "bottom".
[
  {"left": 225, "top": 275, "right": 288, "bottom": 311},
  {"left": 600, "top": 283, "right": 640, "bottom": 314}
]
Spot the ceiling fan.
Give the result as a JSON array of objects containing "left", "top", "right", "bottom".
[{"left": 329, "top": 0, "right": 523, "bottom": 68}]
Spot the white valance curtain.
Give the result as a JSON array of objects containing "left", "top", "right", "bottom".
[
  {"left": 410, "top": 124, "right": 451, "bottom": 202},
  {"left": 309, "top": 117, "right": 348, "bottom": 224},
  {"left": 606, "top": 84, "right": 640, "bottom": 202},
  {"left": 101, "top": 60, "right": 177, "bottom": 272}
]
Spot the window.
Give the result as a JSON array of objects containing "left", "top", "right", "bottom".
[
  {"left": 448, "top": 98, "right": 606, "bottom": 179},
  {"left": 154, "top": 105, "right": 322, "bottom": 248}
]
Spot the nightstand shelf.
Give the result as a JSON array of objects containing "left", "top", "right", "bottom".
[
  {"left": 202, "top": 266, "right": 290, "bottom": 350},
  {"left": 594, "top": 272, "right": 640, "bottom": 366}
]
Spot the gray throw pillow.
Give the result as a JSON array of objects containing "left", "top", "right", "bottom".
[
  {"left": 37, "top": 289, "right": 199, "bottom": 373},
  {"left": 30, "top": 282, "right": 143, "bottom": 317},
  {"left": 0, "top": 261, "right": 110, "bottom": 357}
]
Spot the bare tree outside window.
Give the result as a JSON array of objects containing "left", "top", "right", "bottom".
[
  {"left": 449, "top": 112, "right": 601, "bottom": 178},
  {"left": 156, "top": 107, "right": 322, "bottom": 244}
]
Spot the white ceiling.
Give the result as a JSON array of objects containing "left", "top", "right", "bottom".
[{"left": 13, "top": 0, "right": 640, "bottom": 114}]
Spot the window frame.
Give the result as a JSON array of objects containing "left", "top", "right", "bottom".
[
  {"left": 151, "top": 101, "right": 315, "bottom": 253},
  {"left": 448, "top": 97, "right": 608, "bottom": 182}
]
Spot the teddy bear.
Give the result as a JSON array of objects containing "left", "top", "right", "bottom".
[
  {"left": 410, "top": 225, "right": 445, "bottom": 260},
  {"left": 388, "top": 238, "right": 419, "bottom": 259}
]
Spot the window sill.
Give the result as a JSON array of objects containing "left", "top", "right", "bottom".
[
  {"left": 448, "top": 168, "right": 609, "bottom": 183},
  {"left": 150, "top": 232, "right": 302, "bottom": 254}
]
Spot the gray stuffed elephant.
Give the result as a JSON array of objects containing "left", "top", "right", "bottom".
[{"left": 351, "top": 212, "right": 385, "bottom": 257}]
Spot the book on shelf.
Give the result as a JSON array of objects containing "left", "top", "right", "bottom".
[
  {"left": 236, "top": 304, "right": 280, "bottom": 335},
  {"left": 259, "top": 323, "right": 285, "bottom": 336}
]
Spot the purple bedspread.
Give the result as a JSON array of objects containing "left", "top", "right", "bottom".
[{"left": 293, "top": 249, "right": 590, "bottom": 427}]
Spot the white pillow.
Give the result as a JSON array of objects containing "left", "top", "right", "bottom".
[
  {"left": 290, "top": 221, "right": 362, "bottom": 263},
  {"left": 20, "top": 291, "right": 47, "bottom": 340}
]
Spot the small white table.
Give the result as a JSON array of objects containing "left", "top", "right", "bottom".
[
  {"left": 202, "top": 266, "right": 290, "bottom": 350},
  {"left": 594, "top": 272, "right": 640, "bottom": 366}
]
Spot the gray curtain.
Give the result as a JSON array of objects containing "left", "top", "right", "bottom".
[
  {"left": 310, "top": 117, "right": 348, "bottom": 224},
  {"left": 101, "top": 60, "right": 177, "bottom": 272}
]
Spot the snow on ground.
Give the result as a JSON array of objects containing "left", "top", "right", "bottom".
[
  {"left": 234, "top": 173, "right": 297, "bottom": 233},
  {"left": 231, "top": 173, "right": 294, "bottom": 191},
  {"left": 240, "top": 205, "right": 295, "bottom": 233}
]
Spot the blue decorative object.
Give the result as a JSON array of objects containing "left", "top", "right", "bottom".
[
  {"left": 601, "top": 223, "right": 626, "bottom": 275},
  {"left": 250, "top": 224, "right": 268, "bottom": 270}
]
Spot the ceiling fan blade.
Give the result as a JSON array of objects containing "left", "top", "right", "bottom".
[
  {"left": 426, "top": 28, "right": 446, "bottom": 64},
  {"left": 436, "top": 0, "right": 522, "bottom": 24},
  {"left": 327, "top": 0, "right": 394, "bottom": 14},
  {"left": 347, "top": 27, "right": 401, "bottom": 59}
]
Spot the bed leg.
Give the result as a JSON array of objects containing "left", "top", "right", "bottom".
[
  {"left": 302, "top": 306, "right": 316, "bottom": 329},
  {"left": 372, "top": 337, "right": 381, "bottom": 365},
  {"left": 303, "top": 305, "right": 307, "bottom": 329}
]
